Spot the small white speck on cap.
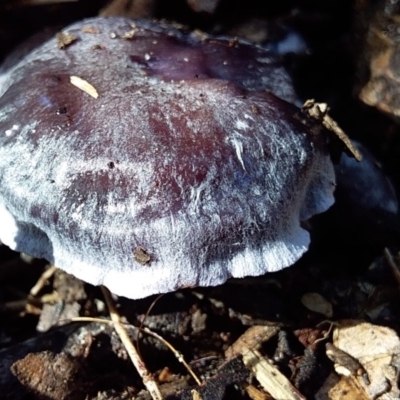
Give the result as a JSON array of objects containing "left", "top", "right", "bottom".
[{"left": 5, "top": 124, "right": 19, "bottom": 137}]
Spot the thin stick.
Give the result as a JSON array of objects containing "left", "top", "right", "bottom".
[
  {"left": 142, "top": 327, "right": 202, "bottom": 386},
  {"left": 100, "top": 286, "right": 164, "bottom": 400},
  {"left": 29, "top": 265, "right": 57, "bottom": 297},
  {"left": 69, "top": 316, "right": 114, "bottom": 325},
  {"left": 313, "top": 321, "right": 334, "bottom": 345}
]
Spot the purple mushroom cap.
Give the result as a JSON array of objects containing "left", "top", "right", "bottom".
[{"left": 0, "top": 17, "right": 335, "bottom": 299}]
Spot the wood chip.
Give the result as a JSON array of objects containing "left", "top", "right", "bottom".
[
  {"left": 69, "top": 76, "right": 99, "bottom": 99},
  {"left": 191, "top": 389, "right": 203, "bottom": 400},
  {"left": 245, "top": 384, "right": 271, "bottom": 400},
  {"left": 225, "top": 325, "right": 279, "bottom": 359},
  {"left": 315, "top": 372, "right": 371, "bottom": 400},
  {"left": 242, "top": 348, "right": 306, "bottom": 400}
]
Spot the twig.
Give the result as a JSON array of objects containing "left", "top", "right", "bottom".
[
  {"left": 242, "top": 348, "right": 306, "bottom": 400},
  {"left": 29, "top": 265, "right": 57, "bottom": 297},
  {"left": 302, "top": 99, "right": 362, "bottom": 161},
  {"left": 100, "top": 286, "right": 164, "bottom": 400},
  {"left": 69, "top": 316, "right": 114, "bottom": 325},
  {"left": 313, "top": 320, "right": 336, "bottom": 345}
]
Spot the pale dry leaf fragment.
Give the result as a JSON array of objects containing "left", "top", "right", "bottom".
[
  {"left": 301, "top": 292, "right": 333, "bottom": 318},
  {"left": 37, "top": 301, "right": 80, "bottom": 332},
  {"left": 69, "top": 75, "right": 99, "bottom": 99},
  {"left": 34, "top": 269, "right": 86, "bottom": 331},
  {"left": 242, "top": 348, "right": 306, "bottom": 400},
  {"left": 332, "top": 320, "right": 400, "bottom": 399},
  {"left": 315, "top": 372, "right": 371, "bottom": 400}
]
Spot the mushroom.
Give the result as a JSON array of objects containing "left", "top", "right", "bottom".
[{"left": 0, "top": 17, "right": 335, "bottom": 299}]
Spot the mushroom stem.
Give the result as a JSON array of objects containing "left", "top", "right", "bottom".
[{"left": 100, "top": 285, "right": 164, "bottom": 400}]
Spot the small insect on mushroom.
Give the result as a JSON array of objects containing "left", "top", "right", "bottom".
[{"left": 0, "top": 17, "right": 335, "bottom": 299}]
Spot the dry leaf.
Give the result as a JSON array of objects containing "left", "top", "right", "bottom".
[
  {"left": 317, "top": 320, "right": 400, "bottom": 400},
  {"left": 301, "top": 292, "right": 333, "bottom": 318}
]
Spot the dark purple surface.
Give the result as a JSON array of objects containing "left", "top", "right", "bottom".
[{"left": 0, "top": 17, "right": 335, "bottom": 299}]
